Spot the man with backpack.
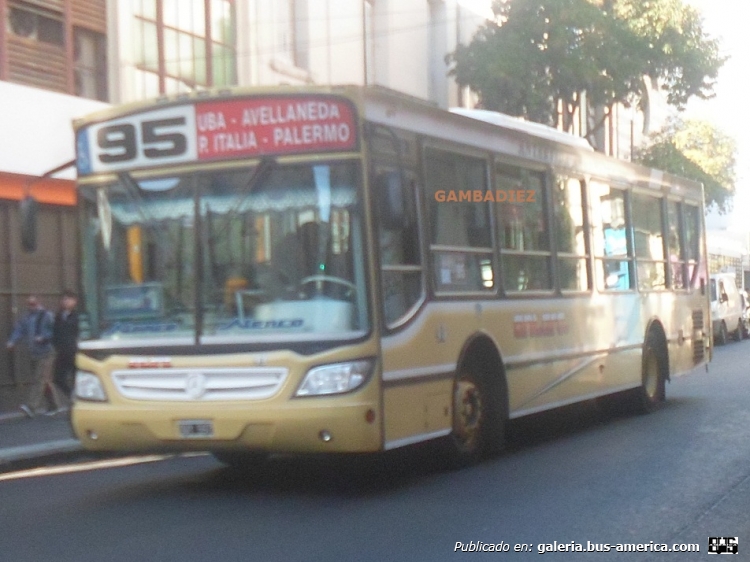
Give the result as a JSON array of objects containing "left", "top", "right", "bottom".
[{"left": 6, "top": 294, "right": 64, "bottom": 417}]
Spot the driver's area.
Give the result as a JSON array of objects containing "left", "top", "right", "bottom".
[{"left": 201, "top": 160, "right": 368, "bottom": 338}]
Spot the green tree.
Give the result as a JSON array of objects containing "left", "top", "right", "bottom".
[
  {"left": 634, "top": 118, "right": 736, "bottom": 212},
  {"left": 448, "top": 0, "right": 725, "bottom": 140}
]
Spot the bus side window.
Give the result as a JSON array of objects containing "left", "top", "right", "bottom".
[
  {"left": 495, "top": 162, "right": 551, "bottom": 292},
  {"left": 425, "top": 148, "right": 494, "bottom": 293},
  {"left": 590, "top": 181, "right": 633, "bottom": 291},
  {"left": 554, "top": 177, "right": 589, "bottom": 292},
  {"left": 683, "top": 204, "right": 704, "bottom": 290},
  {"left": 375, "top": 167, "right": 424, "bottom": 327},
  {"left": 632, "top": 193, "right": 667, "bottom": 291},
  {"left": 667, "top": 201, "right": 686, "bottom": 289}
]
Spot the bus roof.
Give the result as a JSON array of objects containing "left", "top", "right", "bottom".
[
  {"left": 361, "top": 87, "right": 703, "bottom": 200},
  {"left": 73, "top": 84, "right": 704, "bottom": 201},
  {"left": 450, "top": 108, "right": 594, "bottom": 152}
]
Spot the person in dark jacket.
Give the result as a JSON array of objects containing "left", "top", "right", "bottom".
[
  {"left": 52, "top": 290, "right": 79, "bottom": 409},
  {"left": 6, "top": 294, "right": 62, "bottom": 417}
]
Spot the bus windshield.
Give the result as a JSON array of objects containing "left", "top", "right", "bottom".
[{"left": 78, "top": 160, "right": 369, "bottom": 344}]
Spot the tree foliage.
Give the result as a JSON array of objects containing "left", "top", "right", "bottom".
[
  {"left": 448, "top": 0, "right": 725, "bottom": 138},
  {"left": 634, "top": 118, "right": 736, "bottom": 212}
]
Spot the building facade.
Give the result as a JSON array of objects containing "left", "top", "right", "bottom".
[
  {"left": 0, "top": 81, "right": 108, "bottom": 391},
  {"left": 0, "top": 0, "right": 109, "bottom": 392},
  {"left": 108, "top": 0, "right": 486, "bottom": 109},
  {"left": 0, "top": 0, "right": 108, "bottom": 100}
]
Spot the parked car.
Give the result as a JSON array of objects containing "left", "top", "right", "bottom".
[{"left": 710, "top": 273, "right": 744, "bottom": 345}]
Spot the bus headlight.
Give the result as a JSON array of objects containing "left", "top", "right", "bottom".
[
  {"left": 75, "top": 370, "right": 109, "bottom": 402},
  {"left": 295, "top": 359, "right": 374, "bottom": 397}
]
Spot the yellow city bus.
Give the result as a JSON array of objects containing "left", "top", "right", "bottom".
[{"left": 70, "top": 85, "right": 710, "bottom": 467}]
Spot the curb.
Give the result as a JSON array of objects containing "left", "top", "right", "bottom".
[
  {"left": 0, "top": 439, "right": 85, "bottom": 473},
  {"left": 0, "top": 411, "right": 26, "bottom": 423},
  {"left": 0, "top": 409, "right": 91, "bottom": 474}
]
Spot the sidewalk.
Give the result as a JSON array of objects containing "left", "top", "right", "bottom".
[{"left": 0, "top": 407, "right": 83, "bottom": 472}]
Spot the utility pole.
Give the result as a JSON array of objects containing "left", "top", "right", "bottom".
[{"left": 362, "top": 0, "right": 368, "bottom": 86}]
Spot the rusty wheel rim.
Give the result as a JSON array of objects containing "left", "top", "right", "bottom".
[{"left": 453, "top": 377, "right": 483, "bottom": 453}]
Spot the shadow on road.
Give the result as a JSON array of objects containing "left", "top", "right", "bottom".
[
  {"left": 42, "top": 385, "right": 701, "bottom": 508},
  {"left": 162, "top": 390, "right": 700, "bottom": 497}
]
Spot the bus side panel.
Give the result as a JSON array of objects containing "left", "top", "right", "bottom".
[
  {"left": 381, "top": 306, "right": 456, "bottom": 447},
  {"left": 381, "top": 285, "right": 707, "bottom": 445},
  {"left": 381, "top": 380, "right": 453, "bottom": 447},
  {"left": 486, "top": 294, "right": 642, "bottom": 416}
]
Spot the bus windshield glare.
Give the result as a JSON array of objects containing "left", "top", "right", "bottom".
[{"left": 78, "top": 160, "right": 369, "bottom": 343}]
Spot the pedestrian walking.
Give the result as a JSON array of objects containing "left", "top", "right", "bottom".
[
  {"left": 52, "top": 289, "right": 79, "bottom": 407},
  {"left": 6, "top": 295, "right": 64, "bottom": 417}
]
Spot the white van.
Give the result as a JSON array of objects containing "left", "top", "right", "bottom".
[{"left": 710, "top": 273, "right": 744, "bottom": 345}]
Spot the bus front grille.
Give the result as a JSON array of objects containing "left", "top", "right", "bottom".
[{"left": 111, "top": 367, "right": 288, "bottom": 401}]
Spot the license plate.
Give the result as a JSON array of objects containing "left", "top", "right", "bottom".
[{"left": 178, "top": 420, "right": 214, "bottom": 438}]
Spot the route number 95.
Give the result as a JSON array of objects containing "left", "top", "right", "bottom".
[
  {"left": 79, "top": 106, "right": 197, "bottom": 174},
  {"left": 97, "top": 118, "right": 187, "bottom": 163}
]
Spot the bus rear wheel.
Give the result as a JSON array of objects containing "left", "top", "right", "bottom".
[
  {"left": 447, "top": 370, "right": 504, "bottom": 466},
  {"left": 637, "top": 332, "right": 667, "bottom": 413}
]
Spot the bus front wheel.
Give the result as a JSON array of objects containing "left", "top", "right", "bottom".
[{"left": 447, "top": 369, "right": 505, "bottom": 466}]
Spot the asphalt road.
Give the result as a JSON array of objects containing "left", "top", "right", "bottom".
[{"left": 1, "top": 341, "right": 749, "bottom": 562}]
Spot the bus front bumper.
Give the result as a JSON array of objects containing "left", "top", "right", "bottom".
[{"left": 71, "top": 399, "right": 382, "bottom": 454}]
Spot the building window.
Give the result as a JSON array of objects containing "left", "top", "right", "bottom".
[
  {"left": 4, "top": 1, "right": 107, "bottom": 99},
  {"left": 74, "top": 28, "right": 108, "bottom": 101},
  {"left": 275, "top": 0, "right": 308, "bottom": 71},
  {"left": 134, "top": 0, "right": 237, "bottom": 96},
  {"left": 364, "top": 0, "right": 374, "bottom": 84},
  {"left": 8, "top": 3, "right": 64, "bottom": 46}
]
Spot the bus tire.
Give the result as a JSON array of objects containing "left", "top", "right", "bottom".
[
  {"left": 733, "top": 319, "right": 743, "bottom": 341},
  {"left": 447, "top": 368, "right": 505, "bottom": 467},
  {"left": 212, "top": 450, "right": 269, "bottom": 470},
  {"left": 637, "top": 331, "right": 667, "bottom": 413}
]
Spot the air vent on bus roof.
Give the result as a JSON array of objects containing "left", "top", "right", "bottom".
[{"left": 450, "top": 108, "right": 594, "bottom": 151}]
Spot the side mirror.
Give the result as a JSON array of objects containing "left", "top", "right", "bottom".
[
  {"left": 20, "top": 196, "right": 38, "bottom": 252},
  {"left": 720, "top": 292, "right": 729, "bottom": 303},
  {"left": 375, "top": 171, "right": 407, "bottom": 230}
]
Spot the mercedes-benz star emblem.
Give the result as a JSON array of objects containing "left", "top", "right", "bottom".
[{"left": 185, "top": 373, "right": 207, "bottom": 399}]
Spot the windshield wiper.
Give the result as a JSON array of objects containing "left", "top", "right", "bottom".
[
  {"left": 247, "top": 156, "right": 276, "bottom": 192},
  {"left": 204, "top": 157, "right": 276, "bottom": 245},
  {"left": 117, "top": 172, "right": 155, "bottom": 225},
  {"left": 225, "top": 156, "right": 276, "bottom": 215}
]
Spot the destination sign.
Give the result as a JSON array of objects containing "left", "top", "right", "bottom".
[{"left": 76, "top": 95, "right": 358, "bottom": 176}]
